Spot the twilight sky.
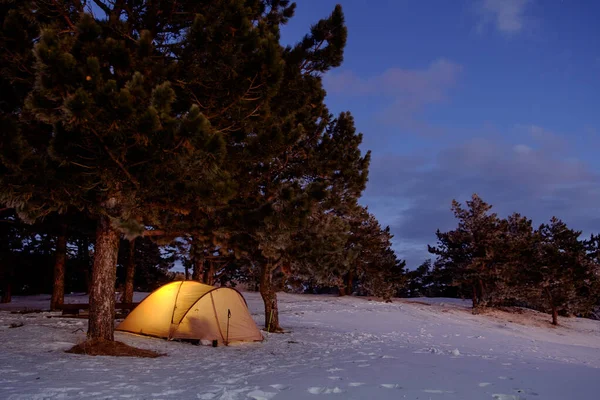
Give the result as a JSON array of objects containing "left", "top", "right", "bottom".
[{"left": 281, "top": 0, "right": 600, "bottom": 268}]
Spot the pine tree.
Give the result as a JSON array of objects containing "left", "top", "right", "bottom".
[
  {"left": 429, "top": 194, "right": 502, "bottom": 308},
  {"left": 404, "top": 259, "right": 435, "bottom": 297},
  {"left": 116, "top": 236, "right": 174, "bottom": 294},
  {"left": 289, "top": 207, "right": 353, "bottom": 295},
  {"left": 534, "top": 218, "right": 596, "bottom": 325},
  {"left": 335, "top": 207, "right": 405, "bottom": 300},
  {"left": 584, "top": 234, "right": 600, "bottom": 319},
  {"left": 0, "top": 209, "right": 22, "bottom": 302},
  {"left": 221, "top": 5, "right": 371, "bottom": 332},
  {"left": 491, "top": 213, "right": 537, "bottom": 305}
]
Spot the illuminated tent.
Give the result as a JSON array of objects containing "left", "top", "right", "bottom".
[{"left": 116, "top": 281, "right": 263, "bottom": 344}]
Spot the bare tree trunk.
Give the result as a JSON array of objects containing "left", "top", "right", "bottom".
[
  {"left": 1, "top": 269, "right": 11, "bottom": 303},
  {"left": 260, "top": 262, "right": 282, "bottom": 332},
  {"left": 472, "top": 284, "right": 478, "bottom": 308},
  {"left": 184, "top": 264, "right": 190, "bottom": 280},
  {"left": 192, "top": 257, "right": 203, "bottom": 281},
  {"left": 346, "top": 270, "right": 354, "bottom": 296},
  {"left": 77, "top": 238, "right": 89, "bottom": 293},
  {"left": 88, "top": 215, "right": 120, "bottom": 341},
  {"left": 121, "top": 238, "right": 136, "bottom": 304},
  {"left": 551, "top": 306, "right": 558, "bottom": 326},
  {"left": 478, "top": 278, "right": 485, "bottom": 306},
  {"left": 545, "top": 288, "right": 559, "bottom": 326},
  {"left": 337, "top": 286, "right": 346, "bottom": 296},
  {"left": 204, "top": 260, "right": 215, "bottom": 286},
  {"left": 191, "top": 238, "right": 203, "bottom": 281},
  {"left": 51, "top": 224, "right": 67, "bottom": 310}
]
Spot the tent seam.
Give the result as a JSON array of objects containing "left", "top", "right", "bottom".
[
  {"left": 168, "top": 281, "right": 185, "bottom": 339},
  {"left": 210, "top": 291, "right": 226, "bottom": 343}
]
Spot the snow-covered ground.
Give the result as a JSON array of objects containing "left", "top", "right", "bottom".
[{"left": 1, "top": 291, "right": 599, "bottom": 399}]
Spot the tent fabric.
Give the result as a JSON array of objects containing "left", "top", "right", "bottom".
[{"left": 116, "top": 281, "right": 263, "bottom": 344}]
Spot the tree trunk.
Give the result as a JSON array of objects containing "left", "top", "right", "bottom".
[
  {"left": 88, "top": 214, "right": 120, "bottom": 341},
  {"left": 551, "top": 306, "right": 558, "bottom": 326},
  {"left": 346, "top": 270, "right": 354, "bottom": 296},
  {"left": 77, "top": 237, "right": 90, "bottom": 293},
  {"left": 1, "top": 273, "right": 11, "bottom": 303},
  {"left": 51, "top": 224, "right": 67, "bottom": 311},
  {"left": 260, "top": 262, "right": 282, "bottom": 332},
  {"left": 545, "top": 288, "right": 558, "bottom": 326},
  {"left": 337, "top": 286, "right": 346, "bottom": 296},
  {"left": 191, "top": 238, "right": 203, "bottom": 281},
  {"left": 81, "top": 236, "right": 92, "bottom": 294},
  {"left": 478, "top": 278, "right": 485, "bottom": 306},
  {"left": 192, "top": 257, "right": 203, "bottom": 281},
  {"left": 472, "top": 284, "right": 478, "bottom": 308},
  {"left": 204, "top": 260, "right": 215, "bottom": 286},
  {"left": 121, "top": 238, "right": 136, "bottom": 304},
  {"left": 184, "top": 264, "right": 190, "bottom": 280}
]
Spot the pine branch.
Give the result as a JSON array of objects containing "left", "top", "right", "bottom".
[
  {"left": 91, "top": 0, "right": 111, "bottom": 16},
  {"left": 298, "top": 38, "right": 326, "bottom": 72},
  {"left": 89, "top": 128, "right": 139, "bottom": 188},
  {"left": 207, "top": 74, "right": 260, "bottom": 120},
  {"left": 51, "top": 0, "right": 76, "bottom": 31}
]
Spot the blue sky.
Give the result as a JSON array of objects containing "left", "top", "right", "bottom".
[{"left": 281, "top": 0, "right": 600, "bottom": 268}]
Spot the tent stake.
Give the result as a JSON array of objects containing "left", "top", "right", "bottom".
[
  {"left": 226, "top": 309, "right": 231, "bottom": 346},
  {"left": 267, "top": 299, "right": 275, "bottom": 333}
]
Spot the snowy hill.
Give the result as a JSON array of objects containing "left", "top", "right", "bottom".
[{"left": 1, "top": 292, "right": 599, "bottom": 399}]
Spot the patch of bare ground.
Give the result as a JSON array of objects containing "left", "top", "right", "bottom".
[
  {"left": 482, "top": 307, "right": 565, "bottom": 329},
  {"left": 65, "top": 338, "right": 164, "bottom": 358}
]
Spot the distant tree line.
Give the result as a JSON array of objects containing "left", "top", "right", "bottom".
[
  {"left": 0, "top": 1, "right": 404, "bottom": 341},
  {"left": 404, "top": 194, "right": 600, "bottom": 325},
  {"left": 0, "top": 209, "right": 178, "bottom": 301}
]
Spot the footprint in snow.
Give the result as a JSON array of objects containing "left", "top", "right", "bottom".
[
  {"left": 326, "top": 368, "right": 344, "bottom": 373},
  {"left": 357, "top": 364, "right": 370, "bottom": 367},
  {"left": 479, "top": 382, "right": 492, "bottom": 387},
  {"left": 348, "top": 383, "right": 365, "bottom": 387},
  {"left": 380, "top": 384, "right": 401, "bottom": 389},
  {"left": 151, "top": 389, "right": 186, "bottom": 396},
  {"left": 307, "top": 387, "right": 343, "bottom": 394},
  {"left": 270, "top": 384, "right": 289, "bottom": 390},
  {"left": 328, "top": 376, "right": 342, "bottom": 380},
  {"left": 197, "top": 386, "right": 256, "bottom": 399},
  {"left": 246, "top": 390, "right": 277, "bottom": 400},
  {"left": 492, "top": 395, "right": 522, "bottom": 400}
]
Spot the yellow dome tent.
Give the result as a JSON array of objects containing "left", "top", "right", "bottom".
[{"left": 116, "top": 281, "right": 263, "bottom": 345}]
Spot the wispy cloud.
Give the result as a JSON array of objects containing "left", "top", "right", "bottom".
[
  {"left": 324, "top": 59, "right": 462, "bottom": 136},
  {"left": 476, "top": 0, "right": 533, "bottom": 34}
]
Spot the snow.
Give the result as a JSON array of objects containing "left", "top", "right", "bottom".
[{"left": 1, "top": 292, "right": 600, "bottom": 399}]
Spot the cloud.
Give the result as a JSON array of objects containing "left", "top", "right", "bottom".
[
  {"left": 324, "top": 59, "right": 462, "bottom": 136},
  {"left": 476, "top": 0, "right": 533, "bottom": 34},
  {"left": 525, "top": 125, "right": 570, "bottom": 154},
  {"left": 363, "top": 129, "right": 600, "bottom": 268}
]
